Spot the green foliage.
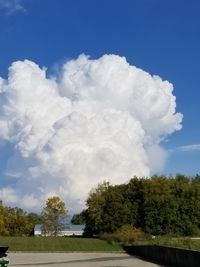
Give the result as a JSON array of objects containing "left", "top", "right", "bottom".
[
  {"left": 71, "top": 211, "right": 86, "bottom": 225},
  {"left": 143, "top": 176, "right": 177, "bottom": 235},
  {"left": 4, "top": 207, "right": 32, "bottom": 236},
  {"left": 84, "top": 182, "right": 133, "bottom": 235},
  {"left": 84, "top": 174, "right": 200, "bottom": 237},
  {"left": 84, "top": 181, "right": 110, "bottom": 235},
  {"left": 0, "top": 201, "right": 32, "bottom": 236},
  {"left": 101, "top": 225, "right": 145, "bottom": 245},
  {"left": 27, "top": 212, "right": 42, "bottom": 235},
  {"left": 0, "top": 197, "right": 67, "bottom": 237},
  {"left": 0, "top": 173, "right": 200, "bottom": 238},
  {"left": 27, "top": 212, "right": 42, "bottom": 226},
  {"left": 115, "top": 225, "right": 144, "bottom": 244},
  {"left": 41, "top": 196, "right": 68, "bottom": 236}
]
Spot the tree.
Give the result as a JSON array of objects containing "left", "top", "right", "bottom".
[
  {"left": 1, "top": 206, "right": 33, "bottom": 236},
  {"left": 126, "top": 177, "right": 146, "bottom": 228},
  {"left": 0, "top": 201, "right": 9, "bottom": 236},
  {"left": 84, "top": 181, "right": 110, "bottom": 235},
  {"left": 27, "top": 212, "right": 43, "bottom": 235},
  {"left": 71, "top": 211, "right": 86, "bottom": 225},
  {"left": 173, "top": 174, "right": 200, "bottom": 235},
  {"left": 28, "top": 212, "right": 42, "bottom": 225},
  {"left": 41, "top": 196, "right": 68, "bottom": 236},
  {"left": 83, "top": 175, "right": 200, "bottom": 237},
  {"left": 100, "top": 184, "right": 132, "bottom": 233},
  {"left": 0, "top": 200, "right": 33, "bottom": 236},
  {"left": 143, "top": 176, "right": 177, "bottom": 235},
  {"left": 84, "top": 182, "right": 133, "bottom": 235}
]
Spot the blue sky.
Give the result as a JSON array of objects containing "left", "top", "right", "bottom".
[{"left": 0, "top": 0, "right": 199, "bottom": 185}]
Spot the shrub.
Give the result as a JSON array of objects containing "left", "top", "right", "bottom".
[
  {"left": 115, "top": 224, "right": 144, "bottom": 244},
  {"left": 100, "top": 225, "right": 145, "bottom": 245},
  {"left": 100, "top": 232, "right": 118, "bottom": 244}
]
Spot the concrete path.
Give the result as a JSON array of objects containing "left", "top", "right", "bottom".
[{"left": 8, "top": 252, "right": 166, "bottom": 267}]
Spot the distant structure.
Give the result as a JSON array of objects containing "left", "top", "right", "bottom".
[{"left": 34, "top": 224, "right": 85, "bottom": 236}]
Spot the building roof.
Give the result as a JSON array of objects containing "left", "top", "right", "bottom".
[
  {"left": 63, "top": 224, "right": 85, "bottom": 231},
  {"left": 34, "top": 224, "right": 85, "bottom": 232}
]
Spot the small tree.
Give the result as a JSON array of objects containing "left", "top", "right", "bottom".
[
  {"left": 41, "top": 196, "right": 68, "bottom": 236},
  {"left": 71, "top": 211, "right": 86, "bottom": 225}
]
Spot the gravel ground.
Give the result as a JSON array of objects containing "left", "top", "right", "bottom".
[{"left": 7, "top": 252, "right": 165, "bottom": 267}]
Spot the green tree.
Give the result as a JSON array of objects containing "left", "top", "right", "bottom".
[
  {"left": 143, "top": 175, "right": 177, "bottom": 235},
  {"left": 85, "top": 182, "right": 133, "bottom": 235},
  {"left": 0, "top": 201, "right": 9, "bottom": 236},
  {"left": 4, "top": 207, "right": 32, "bottom": 236},
  {"left": 173, "top": 174, "right": 200, "bottom": 235},
  {"left": 71, "top": 211, "right": 86, "bottom": 225},
  {"left": 84, "top": 182, "right": 110, "bottom": 235},
  {"left": 28, "top": 212, "right": 42, "bottom": 225},
  {"left": 27, "top": 212, "right": 43, "bottom": 235},
  {"left": 84, "top": 175, "right": 200, "bottom": 237},
  {"left": 126, "top": 177, "right": 146, "bottom": 228},
  {"left": 100, "top": 184, "right": 132, "bottom": 233},
  {"left": 41, "top": 196, "right": 68, "bottom": 236},
  {"left": 0, "top": 200, "right": 33, "bottom": 236}
]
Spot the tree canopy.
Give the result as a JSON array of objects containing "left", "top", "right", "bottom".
[
  {"left": 41, "top": 196, "right": 68, "bottom": 236},
  {"left": 71, "top": 211, "right": 86, "bottom": 225},
  {"left": 0, "top": 201, "right": 33, "bottom": 236},
  {"left": 1, "top": 174, "right": 200, "bottom": 237},
  {"left": 84, "top": 175, "right": 200, "bottom": 236}
]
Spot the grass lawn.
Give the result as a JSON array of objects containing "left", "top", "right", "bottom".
[
  {"left": 1, "top": 236, "right": 200, "bottom": 252},
  {"left": 134, "top": 237, "right": 200, "bottom": 251},
  {"left": 156, "top": 237, "right": 200, "bottom": 251},
  {"left": 0, "top": 236, "right": 123, "bottom": 252}
]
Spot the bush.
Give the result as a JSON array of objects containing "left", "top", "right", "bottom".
[
  {"left": 115, "top": 224, "right": 144, "bottom": 244},
  {"left": 100, "top": 232, "right": 118, "bottom": 244},
  {"left": 100, "top": 225, "right": 144, "bottom": 245}
]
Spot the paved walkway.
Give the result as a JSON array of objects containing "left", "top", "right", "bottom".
[{"left": 8, "top": 252, "right": 166, "bottom": 267}]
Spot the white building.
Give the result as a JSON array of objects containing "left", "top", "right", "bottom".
[{"left": 34, "top": 224, "right": 85, "bottom": 236}]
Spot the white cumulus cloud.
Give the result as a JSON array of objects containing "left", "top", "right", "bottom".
[{"left": 0, "top": 54, "right": 183, "bottom": 212}]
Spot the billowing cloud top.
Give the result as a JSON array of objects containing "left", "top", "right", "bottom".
[{"left": 0, "top": 54, "right": 183, "bottom": 211}]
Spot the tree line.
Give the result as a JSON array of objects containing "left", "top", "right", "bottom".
[
  {"left": 0, "top": 196, "right": 67, "bottom": 236},
  {"left": 1, "top": 174, "right": 200, "bottom": 237},
  {"left": 83, "top": 174, "right": 200, "bottom": 236},
  {"left": 0, "top": 201, "right": 42, "bottom": 236}
]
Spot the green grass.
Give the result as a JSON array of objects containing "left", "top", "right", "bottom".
[
  {"left": 1, "top": 236, "right": 200, "bottom": 252},
  {"left": 0, "top": 236, "right": 123, "bottom": 252},
  {"left": 133, "top": 237, "right": 200, "bottom": 251}
]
